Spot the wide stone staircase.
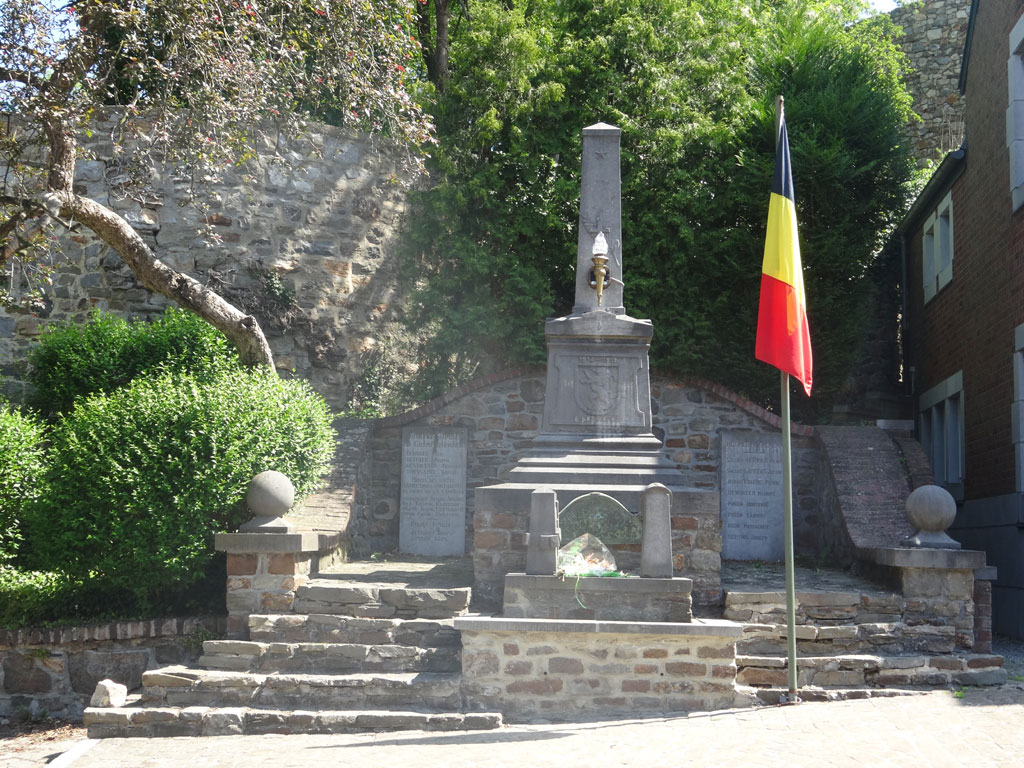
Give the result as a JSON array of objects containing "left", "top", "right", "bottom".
[
  {"left": 84, "top": 563, "right": 503, "bottom": 737},
  {"left": 721, "top": 563, "right": 1006, "bottom": 703}
]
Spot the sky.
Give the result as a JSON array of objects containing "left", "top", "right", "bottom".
[{"left": 868, "top": 0, "right": 899, "bottom": 12}]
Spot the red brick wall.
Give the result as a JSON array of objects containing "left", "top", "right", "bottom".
[{"left": 907, "top": 1, "right": 1024, "bottom": 500}]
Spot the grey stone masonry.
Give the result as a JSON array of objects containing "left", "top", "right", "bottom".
[
  {"left": 641, "top": 483, "right": 674, "bottom": 578},
  {"left": 503, "top": 573, "right": 692, "bottom": 622},
  {"left": 293, "top": 581, "right": 470, "bottom": 620},
  {"left": 574, "top": 123, "right": 624, "bottom": 315},
  {"left": 891, "top": 0, "right": 971, "bottom": 164},
  {"left": 84, "top": 706, "right": 501, "bottom": 738},
  {"left": 0, "top": 616, "right": 223, "bottom": 721},
  {"left": 525, "top": 488, "right": 560, "bottom": 575},
  {"left": 0, "top": 115, "right": 416, "bottom": 412},
  {"left": 457, "top": 617, "right": 743, "bottom": 720}
]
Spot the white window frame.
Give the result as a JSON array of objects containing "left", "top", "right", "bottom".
[
  {"left": 919, "top": 371, "right": 964, "bottom": 500},
  {"left": 1008, "top": 13, "right": 1024, "bottom": 211},
  {"left": 922, "top": 191, "right": 953, "bottom": 304}
]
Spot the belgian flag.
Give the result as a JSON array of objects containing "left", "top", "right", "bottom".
[{"left": 755, "top": 110, "right": 813, "bottom": 396}]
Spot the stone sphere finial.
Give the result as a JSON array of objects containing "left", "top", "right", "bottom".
[
  {"left": 901, "top": 484, "right": 961, "bottom": 549},
  {"left": 239, "top": 470, "right": 296, "bottom": 533}
]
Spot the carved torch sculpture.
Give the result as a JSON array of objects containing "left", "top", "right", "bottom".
[{"left": 591, "top": 231, "right": 609, "bottom": 307}]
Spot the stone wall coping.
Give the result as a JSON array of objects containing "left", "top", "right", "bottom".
[
  {"left": 872, "top": 547, "right": 987, "bottom": 571},
  {"left": 373, "top": 367, "right": 814, "bottom": 437},
  {"left": 454, "top": 615, "right": 744, "bottom": 637},
  {"left": 214, "top": 531, "right": 341, "bottom": 554},
  {"left": 974, "top": 566, "right": 998, "bottom": 581},
  {"left": 0, "top": 616, "right": 224, "bottom": 650},
  {"left": 505, "top": 573, "right": 693, "bottom": 595}
]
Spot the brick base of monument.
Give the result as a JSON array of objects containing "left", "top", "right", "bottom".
[{"left": 455, "top": 616, "right": 743, "bottom": 719}]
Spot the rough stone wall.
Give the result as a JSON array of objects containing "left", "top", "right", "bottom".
[
  {"left": 0, "top": 616, "right": 223, "bottom": 721},
  {"left": 1, "top": 113, "right": 412, "bottom": 413},
  {"left": 893, "top": 0, "right": 972, "bottom": 164},
  {"left": 460, "top": 627, "right": 737, "bottom": 719},
  {"left": 346, "top": 370, "right": 821, "bottom": 608}
]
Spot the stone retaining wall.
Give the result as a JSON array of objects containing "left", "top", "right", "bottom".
[
  {"left": 0, "top": 616, "right": 223, "bottom": 721},
  {"left": 349, "top": 370, "right": 820, "bottom": 609},
  {"left": 0, "top": 113, "right": 414, "bottom": 413},
  {"left": 892, "top": 0, "right": 971, "bottom": 164},
  {"left": 456, "top": 617, "right": 743, "bottom": 719}
]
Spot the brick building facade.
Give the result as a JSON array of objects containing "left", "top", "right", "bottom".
[{"left": 900, "top": 0, "right": 1024, "bottom": 638}]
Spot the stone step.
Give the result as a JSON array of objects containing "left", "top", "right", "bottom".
[
  {"left": 198, "top": 639, "right": 460, "bottom": 674},
  {"left": 745, "top": 686, "right": 932, "bottom": 705},
  {"left": 737, "top": 621, "right": 960, "bottom": 656},
  {"left": 247, "top": 613, "right": 461, "bottom": 647},
  {"left": 85, "top": 705, "right": 502, "bottom": 738},
  {"left": 724, "top": 590, "right": 905, "bottom": 626},
  {"left": 293, "top": 581, "right": 471, "bottom": 620},
  {"left": 141, "top": 666, "right": 463, "bottom": 710},
  {"left": 735, "top": 653, "right": 1007, "bottom": 689}
]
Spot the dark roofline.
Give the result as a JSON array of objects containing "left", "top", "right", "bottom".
[
  {"left": 895, "top": 146, "right": 967, "bottom": 239},
  {"left": 959, "top": 0, "right": 979, "bottom": 94}
]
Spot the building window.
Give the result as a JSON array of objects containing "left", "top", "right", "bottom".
[
  {"left": 919, "top": 371, "right": 964, "bottom": 500},
  {"left": 1008, "top": 13, "right": 1024, "bottom": 211},
  {"left": 1014, "top": 324, "right": 1024, "bottom": 493},
  {"left": 922, "top": 191, "right": 953, "bottom": 303}
]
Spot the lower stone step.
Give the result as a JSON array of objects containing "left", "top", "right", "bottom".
[
  {"left": 142, "top": 666, "right": 463, "bottom": 710},
  {"left": 737, "top": 621, "right": 960, "bottom": 656},
  {"left": 747, "top": 686, "right": 932, "bottom": 705},
  {"left": 294, "top": 582, "right": 471, "bottom": 620},
  {"left": 736, "top": 653, "right": 1007, "bottom": 688},
  {"left": 248, "top": 614, "right": 461, "bottom": 648},
  {"left": 199, "top": 639, "right": 460, "bottom": 673},
  {"left": 85, "top": 706, "right": 502, "bottom": 738}
]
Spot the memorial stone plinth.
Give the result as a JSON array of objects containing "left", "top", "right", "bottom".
[
  {"left": 473, "top": 123, "right": 716, "bottom": 606},
  {"left": 399, "top": 427, "right": 468, "bottom": 556},
  {"left": 721, "top": 431, "right": 785, "bottom": 561}
]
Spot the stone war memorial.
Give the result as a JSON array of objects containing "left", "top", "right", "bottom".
[{"left": 21, "top": 122, "right": 1001, "bottom": 736}]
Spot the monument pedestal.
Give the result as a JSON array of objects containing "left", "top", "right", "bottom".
[{"left": 473, "top": 123, "right": 717, "bottom": 609}]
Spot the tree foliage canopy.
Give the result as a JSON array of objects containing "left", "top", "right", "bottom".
[
  {"left": 399, "top": 0, "right": 915, "bottom": 418},
  {"left": 1, "top": 0, "right": 434, "bottom": 366}
]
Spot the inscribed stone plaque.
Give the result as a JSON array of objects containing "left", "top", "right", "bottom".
[
  {"left": 399, "top": 427, "right": 467, "bottom": 556},
  {"left": 721, "top": 431, "right": 784, "bottom": 561},
  {"left": 559, "top": 492, "right": 641, "bottom": 545}
]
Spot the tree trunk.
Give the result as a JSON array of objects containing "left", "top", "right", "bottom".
[
  {"left": 43, "top": 119, "right": 275, "bottom": 369},
  {"left": 62, "top": 194, "right": 276, "bottom": 368},
  {"left": 418, "top": 0, "right": 451, "bottom": 89}
]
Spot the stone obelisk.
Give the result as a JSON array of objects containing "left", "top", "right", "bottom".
[{"left": 473, "top": 123, "right": 701, "bottom": 606}]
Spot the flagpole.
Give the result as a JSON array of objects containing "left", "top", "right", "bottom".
[{"left": 775, "top": 95, "right": 799, "bottom": 702}]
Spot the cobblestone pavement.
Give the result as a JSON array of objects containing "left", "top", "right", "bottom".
[{"left": 8, "top": 680, "right": 1021, "bottom": 768}]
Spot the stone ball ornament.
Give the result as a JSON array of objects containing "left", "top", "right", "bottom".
[
  {"left": 901, "top": 484, "right": 961, "bottom": 549},
  {"left": 240, "top": 470, "right": 296, "bottom": 533}
]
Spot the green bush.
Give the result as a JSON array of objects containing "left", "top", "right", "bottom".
[
  {"left": 0, "top": 400, "right": 46, "bottom": 562},
  {"left": 0, "top": 565, "right": 137, "bottom": 628},
  {"left": 26, "top": 307, "right": 240, "bottom": 417},
  {"left": 23, "top": 367, "right": 336, "bottom": 612}
]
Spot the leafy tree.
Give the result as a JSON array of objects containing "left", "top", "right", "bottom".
[
  {"left": 1, "top": 0, "right": 433, "bottom": 366},
  {"left": 400, "top": 0, "right": 915, "bottom": 416}
]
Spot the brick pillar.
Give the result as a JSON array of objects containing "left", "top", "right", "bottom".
[{"left": 216, "top": 532, "right": 344, "bottom": 639}]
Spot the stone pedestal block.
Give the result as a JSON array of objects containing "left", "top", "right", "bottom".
[
  {"left": 525, "top": 488, "right": 560, "bottom": 575},
  {"left": 641, "top": 483, "right": 673, "bottom": 578},
  {"left": 215, "top": 532, "right": 345, "bottom": 638}
]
